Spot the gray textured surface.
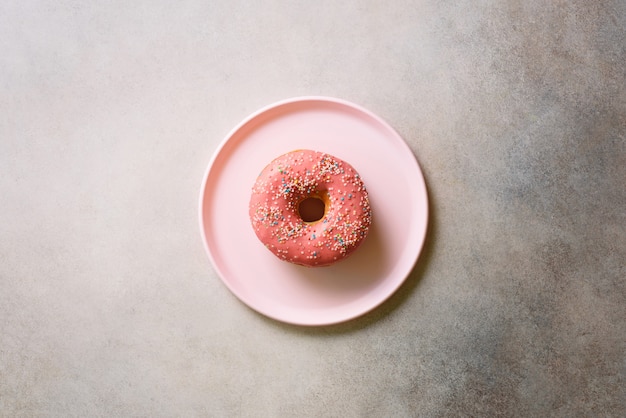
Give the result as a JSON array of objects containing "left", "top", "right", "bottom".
[{"left": 1, "top": 1, "right": 625, "bottom": 417}]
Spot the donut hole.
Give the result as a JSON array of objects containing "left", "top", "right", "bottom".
[{"left": 298, "top": 197, "right": 326, "bottom": 223}]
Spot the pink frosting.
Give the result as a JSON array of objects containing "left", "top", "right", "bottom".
[{"left": 249, "top": 150, "right": 372, "bottom": 267}]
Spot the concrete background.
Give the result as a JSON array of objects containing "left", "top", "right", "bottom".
[{"left": 1, "top": 0, "right": 624, "bottom": 416}]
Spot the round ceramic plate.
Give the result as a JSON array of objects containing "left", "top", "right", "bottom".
[{"left": 199, "top": 97, "right": 428, "bottom": 326}]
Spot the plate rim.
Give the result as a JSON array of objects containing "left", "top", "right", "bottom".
[{"left": 198, "top": 96, "right": 429, "bottom": 326}]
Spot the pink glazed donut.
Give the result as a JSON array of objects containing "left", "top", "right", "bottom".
[{"left": 249, "top": 150, "right": 372, "bottom": 267}]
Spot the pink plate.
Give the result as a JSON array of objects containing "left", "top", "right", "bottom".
[{"left": 199, "top": 97, "right": 428, "bottom": 326}]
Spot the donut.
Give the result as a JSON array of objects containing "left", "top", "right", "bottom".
[{"left": 249, "top": 150, "right": 372, "bottom": 267}]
